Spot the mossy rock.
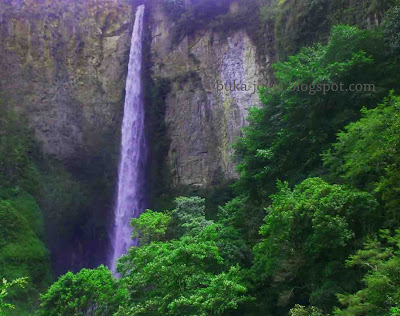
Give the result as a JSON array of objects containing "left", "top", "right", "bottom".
[
  {"left": 8, "top": 191, "right": 44, "bottom": 239},
  {"left": 0, "top": 193, "right": 51, "bottom": 315}
]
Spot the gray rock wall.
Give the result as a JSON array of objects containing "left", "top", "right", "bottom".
[
  {"left": 149, "top": 0, "right": 272, "bottom": 189},
  {"left": 0, "top": 0, "right": 133, "bottom": 162},
  {"left": 0, "top": 0, "right": 272, "bottom": 190},
  {"left": 0, "top": 0, "right": 136, "bottom": 273}
]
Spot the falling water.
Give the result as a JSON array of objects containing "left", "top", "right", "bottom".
[{"left": 109, "top": 4, "right": 146, "bottom": 272}]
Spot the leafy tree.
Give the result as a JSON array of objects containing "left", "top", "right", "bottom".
[
  {"left": 334, "top": 229, "right": 400, "bottom": 315},
  {"left": 0, "top": 196, "right": 50, "bottom": 315},
  {"left": 131, "top": 210, "right": 171, "bottom": 244},
  {"left": 115, "top": 197, "right": 252, "bottom": 316},
  {"left": 116, "top": 229, "right": 250, "bottom": 316},
  {"left": 170, "top": 196, "right": 251, "bottom": 268},
  {"left": 383, "top": 1, "right": 400, "bottom": 55},
  {"left": 289, "top": 304, "right": 325, "bottom": 316},
  {"left": 217, "top": 195, "right": 265, "bottom": 252},
  {"left": 253, "top": 178, "right": 379, "bottom": 312},
  {"left": 0, "top": 277, "right": 27, "bottom": 316},
  {"left": 169, "top": 196, "right": 213, "bottom": 237},
  {"left": 234, "top": 24, "right": 395, "bottom": 202},
  {"left": 273, "top": 0, "right": 395, "bottom": 59},
  {"left": 36, "top": 266, "right": 124, "bottom": 316},
  {"left": 324, "top": 93, "right": 400, "bottom": 225}
]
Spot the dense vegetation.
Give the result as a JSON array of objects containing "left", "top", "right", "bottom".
[
  {"left": 0, "top": 99, "right": 51, "bottom": 315},
  {"left": 2, "top": 0, "right": 400, "bottom": 315}
]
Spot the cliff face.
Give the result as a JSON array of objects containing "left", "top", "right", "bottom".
[
  {"left": 149, "top": 0, "right": 273, "bottom": 189},
  {"left": 0, "top": 0, "right": 136, "bottom": 273},
  {"left": 0, "top": 0, "right": 272, "bottom": 270},
  {"left": 0, "top": 0, "right": 132, "bottom": 161},
  {"left": 0, "top": 0, "right": 271, "bottom": 191}
]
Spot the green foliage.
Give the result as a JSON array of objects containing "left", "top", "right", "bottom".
[
  {"left": 234, "top": 25, "right": 397, "bottom": 202},
  {"left": 131, "top": 210, "right": 171, "bottom": 244},
  {"left": 0, "top": 277, "right": 28, "bottom": 316},
  {"left": 228, "top": 17, "right": 400, "bottom": 315},
  {"left": 169, "top": 196, "right": 212, "bottom": 237},
  {"left": 36, "top": 265, "right": 124, "bottom": 316},
  {"left": 218, "top": 195, "right": 265, "bottom": 247},
  {"left": 228, "top": 19, "right": 400, "bottom": 314},
  {"left": 116, "top": 230, "right": 250, "bottom": 315},
  {"left": 0, "top": 98, "right": 52, "bottom": 314},
  {"left": 37, "top": 163, "right": 87, "bottom": 243},
  {"left": 4, "top": 190, "right": 44, "bottom": 239},
  {"left": 383, "top": 3, "right": 400, "bottom": 58},
  {"left": 324, "top": 93, "right": 400, "bottom": 224},
  {"left": 253, "top": 178, "right": 378, "bottom": 310},
  {"left": 289, "top": 304, "right": 325, "bottom": 316},
  {"left": 391, "top": 307, "right": 400, "bottom": 316},
  {"left": 333, "top": 229, "right": 400, "bottom": 315},
  {"left": 272, "top": 0, "right": 395, "bottom": 59},
  {"left": 115, "top": 197, "right": 252, "bottom": 316},
  {"left": 0, "top": 98, "right": 40, "bottom": 194},
  {"left": 166, "top": 265, "right": 250, "bottom": 315},
  {"left": 0, "top": 191, "right": 50, "bottom": 315},
  {"left": 330, "top": 0, "right": 395, "bottom": 27},
  {"left": 274, "top": 0, "right": 332, "bottom": 59}
]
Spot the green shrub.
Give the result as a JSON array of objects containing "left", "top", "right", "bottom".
[
  {"left": 383, "top": 2, "right": 400, "bottom": 55},
  {"left": 0, "top": 277, "right": 28, "bottom": 316},
  {"left": 36, "top": 266, "right": 124, "bottom": 316},
  {"left": 0, "top": 98, "right": 40, "bottom": 194},
  {"left": 272, "top": 0, "right": 395, "bottom": 59},
  {"left": 324, "top": 93, "right": 400, "bottom": 225},
  {"left": 0, "top": 195, "right": 51, "bottom": 315},
  {"left": 254, "top": 177, "right": 379, "bottom": 310}
]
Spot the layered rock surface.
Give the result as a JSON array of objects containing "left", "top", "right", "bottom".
[
  {"left": 149, "top": 0, "right": 271, "bottom": 189},
  {"left": 0, "top": 0, "right": 134, "bottom": 273},
  {"left": 0, "top": 0, "right": 133, "bottom": 161},
  {"left": 0, "top": 0, "right": 273, "bottom": 272},
  {"left": 0, "top": 0, "right": 272, "bottom": 190}
]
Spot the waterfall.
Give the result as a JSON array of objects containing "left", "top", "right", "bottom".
[{"left": 109, "top": 4, "right": 146, "bottom": 272}]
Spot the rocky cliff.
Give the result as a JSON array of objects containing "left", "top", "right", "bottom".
[
  {"left": 0, "top": 0, "right": 133, "bottom": 162},
  {"left": 0, "top": 0, "right": 273, "bottom": 271},
  {"left": 0, "top": 0, "right": 271, "bottom": 193},
  {"left": 0, "top": 0, "right": 136, "bottom": 273},
  {"left": 148, "top": 0, "right": 273, "bottom": 190}
]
